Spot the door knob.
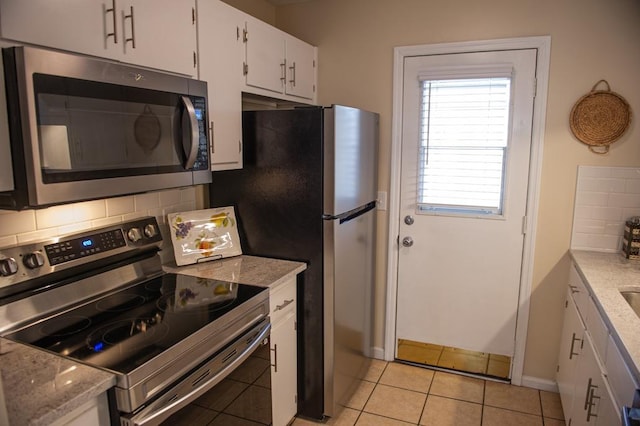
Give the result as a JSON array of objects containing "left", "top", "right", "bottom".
[
  {"left": 404, "top": 215, "right": 414, "bottom": 225},
  {"left": 402, "top": 237, "right": 414, "bottom": 247}
]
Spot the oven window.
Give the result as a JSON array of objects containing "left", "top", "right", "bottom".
[{"left": 33, "top": 73, "right": 206, "bottom": 183}]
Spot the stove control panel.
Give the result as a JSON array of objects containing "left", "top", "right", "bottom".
[
  {"left": 0, "top": 216, "right": 163, "bottom": 292},
  {"left": 45, "top": 229, "right": 127, "bottom": 266}
]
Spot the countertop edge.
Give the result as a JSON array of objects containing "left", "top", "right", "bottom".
[{"left": 569, "top": 249, "right": 640, "bottom": 382}]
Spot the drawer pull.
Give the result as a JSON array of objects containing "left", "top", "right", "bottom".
[{"left": 276, "top": 299, "right": 294, "bottom": 311}]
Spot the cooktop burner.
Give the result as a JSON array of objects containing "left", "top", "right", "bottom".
[{"left": 4, "top": 273, "right": 266, "bottom": 374}]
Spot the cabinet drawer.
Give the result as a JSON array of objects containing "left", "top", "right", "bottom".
[
  {"left": 606, "top": 335, "right": 639, "bottom": 409},
  {"left": 569, "top": 263, "right": 589, "bottom": 319},
  {"left": 270, "top": 279, "right": 296, "bottom": 325},
  {"left": 586, "top": 296, "right": 609, "bottom": 363}
]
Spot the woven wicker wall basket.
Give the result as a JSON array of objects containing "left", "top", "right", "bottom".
[{"left": 570, "top": 80, "right": 632, "bottom": 154}]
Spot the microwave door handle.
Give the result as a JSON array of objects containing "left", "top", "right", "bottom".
[{"left": 180, "top": 96, "right": 199, "bottom": 169}]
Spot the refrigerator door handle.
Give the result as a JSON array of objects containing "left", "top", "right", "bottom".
[{"left": 323, "top": 201, "right": 376, "bottom": 224}]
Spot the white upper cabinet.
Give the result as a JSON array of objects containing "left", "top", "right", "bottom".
[
  {"left": 244, "top": 15, "right": 316, "bottom": 102},
  {"left": 0, "top": 0, "right": 197, "bottom": 76},
  {"left": 284, "top": 35, "right": 316, "bottom": 100},
  {"left": 197, "top": 0, "right": 244, "bottom": 170}
]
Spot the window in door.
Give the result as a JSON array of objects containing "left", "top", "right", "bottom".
[{"left": 417, "top": 76, "right": 512, "bottom": 216}]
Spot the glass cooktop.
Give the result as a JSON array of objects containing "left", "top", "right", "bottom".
[{"left": 4, "top": 273, "right": 266, "bottom": 374}]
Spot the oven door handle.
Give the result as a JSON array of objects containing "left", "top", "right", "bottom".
[
  {"left": 122, "top": 320, "right": 271, "bottom": 426},
  {"left": 180, "top": 95, "right": 200, "bottom": 170}
]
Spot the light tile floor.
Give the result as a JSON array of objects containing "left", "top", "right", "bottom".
[{"left": 293, "top": 360, "right": 566, "bottom": 426}]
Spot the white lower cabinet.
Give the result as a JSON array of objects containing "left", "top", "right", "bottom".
[
  {"left": 557, "top": 263, "right": 628, "bottom": 426},
  {"left": 51, "top": 393, "right": 110, "bottom": 426},
  {"left": 269, "top": 278, "right": 298, "bottom": 426}
]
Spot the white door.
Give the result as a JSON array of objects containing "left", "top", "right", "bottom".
[{"left": 396, "top": 49, "right": 537, "bottom": 364}]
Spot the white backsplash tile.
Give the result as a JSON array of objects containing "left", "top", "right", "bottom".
[
  {"left": 0, "top": 186, "right": 200, "bottom": 255},
  {"left": 105, "top": 196, "right": 135, "bottom": 216},
  {"left": 571, "top": 166, "right": 640, "bottom": 252}
]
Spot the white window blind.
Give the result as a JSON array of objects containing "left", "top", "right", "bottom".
[{"left": 417, "top": 76, "right": 512, "bottom": 215}]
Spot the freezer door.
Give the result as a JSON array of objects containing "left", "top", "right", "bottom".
[
  {"left": 323, "top": 206, "right": 375, "bottom": 418},
  {"left": 324, "top": 105, "right": 379, "bottom": 215}
]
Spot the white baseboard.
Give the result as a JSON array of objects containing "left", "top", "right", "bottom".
[
  {"left": 371, "top": 346, "right": 385, "bottom": 360},
  {"left": 521, "top": 375, "right": 558, "bottom": 393}
]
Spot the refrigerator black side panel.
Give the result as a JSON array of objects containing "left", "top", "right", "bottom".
[{"left": 209, "top": 108, "right": 325, "bottom": 419}]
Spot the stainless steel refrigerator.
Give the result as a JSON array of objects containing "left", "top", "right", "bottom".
[{"left": 209, "top": 105, "right": 378, "bottom": 420}]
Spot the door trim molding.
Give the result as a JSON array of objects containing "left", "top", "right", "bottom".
[{"left": 384, "top": 36, "right": 551, "bottom": 385}]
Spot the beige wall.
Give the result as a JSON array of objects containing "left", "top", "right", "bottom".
[
  {"left": 221, "top": 0, "right": 276, "bottom": 25},
  {"left": 269, "top": 0, "right": 640, "bottom": 382}
]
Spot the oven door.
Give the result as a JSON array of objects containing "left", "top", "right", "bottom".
[
  {"left": 121, "top": 319, "right": 271, "bottom": 426},
  {"left": 1, "top": 46, "right": 210, "bottom": 210}
]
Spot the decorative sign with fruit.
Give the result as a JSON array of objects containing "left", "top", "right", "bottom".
[{"left": 167, "top": 207, "right": 242, "bottom": 266}]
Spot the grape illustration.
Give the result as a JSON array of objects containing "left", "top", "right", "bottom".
[{"left": 173, "top": 220, "right": 194, "bottom": 239}]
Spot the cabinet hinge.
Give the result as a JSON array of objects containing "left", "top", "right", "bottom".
[
  {"left": 193, "top": 51, "right": 197, "bottom": 68},
  {"left": 238, "top": 140, "right": 242, "bottom": 153},
  {"left": 294, "top": 321, "right": 297, "bottom": 331},
  {"left": 243, "top": 62, "right": 248, "bottom": 75},
  {"left": 295, "top": 394, "right": 298, "bottom": 404},
  {"left": 313, "top": 59, "right": 316, "bottom": 68},
  {"left": 556, "top": 365, "right": 560, "bottom": 373},
  {"left": 192, "top": 7, "right": 196, "bottom": 25},
  {"left": 565, "top": 300, "right": 568, "bottom": 308},
  {"left": 521, "top": 216, "right": 527, "bottom": 235},
  {"left": 313, "top": 84, "right": 316, "bottom": 93},
  {"left": 243, "top": 28, "right": 248, "bottom": 43},
  {"left": 236, "top": 26, "right": 240, "bottom": 41}
]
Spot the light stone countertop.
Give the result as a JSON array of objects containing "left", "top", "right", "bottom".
[
  {"left": 0, "top": 338, "right": 115, "bottom": 426},
  {"left": 162, "top": 255, "right": 307, "bottom": 290},
  {"left": 570, "top": 249, "right": 640, "bottom": 381}
]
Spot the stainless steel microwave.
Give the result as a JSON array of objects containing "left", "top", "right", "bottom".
[{"left": 0, "top": 46, "right": 211, "bottom": 210}]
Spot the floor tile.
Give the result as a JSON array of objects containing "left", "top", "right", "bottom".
[
  {"left": 419, "top": 395, "right": 482, "bottom": 426},
  {"left": 356, "top": 412, "right": 415, "bottom": 425},
  {"left": 543, "top": 418, "right": 567, "bottom": 426},
  {"left": 326, "top": 407, "right": 360, "bottom": 425},
  {"left": 363, "top": 383, "right": 427, "bottom": 424},
  {"left": 160, "top": 404, "right": 218, "bottom": 425},
  {"left": 209, "top": 413, "right": 264, "bottom": 425},
  {"left": 345, "top": 380, "right": 375, "bottom": 410},
  {"left": 227, "top": 356, "right": 270, "bottom": 384},
  {"left": 540, "top": 390, "right": 565, "bottom": 420},
  {"left": 193, "top": 378, "right": 248, "bottom": 411},
  {"left": 429, "top": 371, "right": 485, "bottom": 404},
  {"left": 482, "top": 406, "right": 543, "bottom": 426},
  {"left": 363, "top": 359, "right": 388, "bottom": 383},
  {"left": 224, "top": 385, "right": 272, "bottom": 424},
  {"left": 379, "top": 362, "right": 434, "bottom": 393},
  {"left": 484, "top": 381, "right": 541, "bottom": 415}
]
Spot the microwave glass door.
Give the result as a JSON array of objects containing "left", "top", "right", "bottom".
[{"left": 34, "top": 74, "right": 207, "bottom": 184}]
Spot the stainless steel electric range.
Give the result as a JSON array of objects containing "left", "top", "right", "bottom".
[{"left": 0, "top": 217, "right": 270, "bottom": 425}]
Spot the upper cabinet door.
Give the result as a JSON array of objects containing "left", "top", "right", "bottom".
[
  {"left": 284, "top": 35, "right": 316, "bottom": 100},
  {"left": 0, "top": 0, "right": 120, "bottom": 59},
  {"left": 244, "top": 17, "right": 286, "bottom": 94},
  {"left": 0, "top": 0, "right": 197, "bottom": 76},
  {"left": 120, "top": 0, "right": 197, "bottom": 76},
  {"left": 197, "top": 0, "right": 244, "bottom": 170}
]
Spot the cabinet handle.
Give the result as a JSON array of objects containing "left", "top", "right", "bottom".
[
  {"left": 569, "top": 285, "right": 579, "bottom": 294},
  {"left": 124, "top": 6, "right": 136, "bottom": 48},
  {"left": 276, "top": 299, "right": 294, "bottom": 311},
  {"left": 569, "top": 332, "right": 582, "bottom": 359},
  {"left": 209, "top": 121, "right": 214, "bottom": 154},
  {"left": 280, "top": 60, "right": 286, "bottom": 83},
  {"left": 289, "top": 62, "right": 296, "bottom": 87},
  {"left": 105, "top": 0, "right": 118, "bottom": 44},
  {"left": 271, "top": 343, "right": 278, "bottom": 373},
  {"left": 584, "top": 378, "right": 600, "bottom": 421}
]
